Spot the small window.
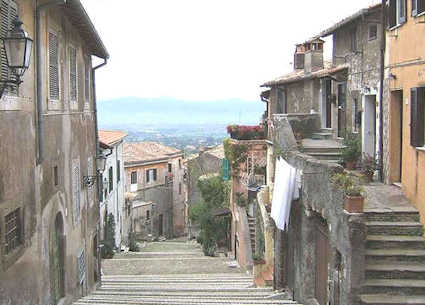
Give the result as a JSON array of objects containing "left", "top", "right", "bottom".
[
  {"left": 412, "top": 0, "right": 425, "bottom": 16},
  {"left": 54, "top": 166, "right": 59, "bottom": 186},
  {"left": 353, "top": 98, "right": 362, "bottom": 133},
  {"left": 294, "top": 53, "right": 305, "bottom": 70},
  {"left": 131, "top": 171, "right": 137, "bottom": 184},
  {"left": 389, "top": 0, "right": 407, "bottom": 27},
  {"left": 398, "top": 0, "right": 407, "bottom": 23},
  {"left": 369, "top": 24, "right": 378, "bottom": 41},
  {"left": 69, "top": 46, "right": 77, "bottom": 102},
  {"left": 84, "top": 57, "right": 90, "bottom": 102},
  {"left": 108, "top": 167, "right": 113, "bottom": 193},
  {"left": 146, "top": 210, "right": 150, "bottom": 220},
  {"left": 168, "top": 163, "right": 172, "bottom": 173},
  {"left": 116, "top": 163, "right": 120, "bottom": 183},
  {"left": 412, "top": 0, "right": 418, "bottom": 15},
  {"left": 5, "top": 208, "right": 22, "bottom": 254},
  {"left": 146, "top": 169, "right": 157, "bottom": 183},
  {"left": 410, "top": 87, "right": 425, "bottom": 147},
  {"left": 350, "top": 27, "right": 357, "bottom": 52}
]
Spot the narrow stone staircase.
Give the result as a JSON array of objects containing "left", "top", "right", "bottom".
[
  {"left": 248, "top": 216, "right": 256, "bottom": 253},
  {"left": 74, "top": 239, "right": 301, "bottom": 305},
  {"left": 360, "top": 210, "right": 425, "bottom": 305},
  {"left": 301, "top": 138, "right": 345, "bottom": 164}
]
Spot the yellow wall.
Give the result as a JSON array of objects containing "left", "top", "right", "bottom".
[{"left": 387, "top": 2, "right": 425, "bottom": 225}]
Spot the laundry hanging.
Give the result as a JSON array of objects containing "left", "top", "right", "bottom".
[{"left": 271, "top": 157, "right": 299, "bottom": 231}]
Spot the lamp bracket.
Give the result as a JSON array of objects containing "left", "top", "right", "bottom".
[{"left": 83, "top": 175, "right": 97, "bottom": 188}]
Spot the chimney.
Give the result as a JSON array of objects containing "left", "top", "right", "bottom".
[
  {"left": 303, "top": 39, "right": 324, "bottom": 74},
  {"left": 293, "top": 44, "right": 305, "bottom": 71}
]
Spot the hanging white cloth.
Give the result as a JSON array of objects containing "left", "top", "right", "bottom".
[{"left": 271, "top": 157, "right": 299, "bottom": 231}]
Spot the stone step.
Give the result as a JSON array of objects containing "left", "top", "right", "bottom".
[
  {"left": 101, "top": 274, "right": 253, "bottom": 279},
  {"left": 366, "top": 235, "right": 425, "bottom": 250},
  {"left": 102, "top": 279, "right": 254, "bottom": 284},
  {"left": 360, "top": 294, "right": 425, "bottom": 305},
  {"left": 365, "top": 211, "right": 421, "bottom": 223},
  {"left": 98, "top": 286, "right": 272, "bottom": 293},
  {"left": 311, "top": 132, "right": 333, "bottom": 140},
  {"left": 365, "top": 221, "right": 424, "bottom": 236},
  {"left": 362, "top": 279, "right": 425, "bottom": 295},
  {"left": 74, "top": 298, "right": 301, "bottom": 305},
  {"left": 366, "top": 263, "right": 425, "bottom": 279},
  {"left": 305, "top": 152, "right": 342, "bottom": 161},
  {"left": 366, "top": 249, "right": 425, "bottom": 264},
  {"left": 301, "top": 146, "right": 345, "bottom": 154},
  {"left": 92, "top": 290, "right": 274, "bottom": 298}
]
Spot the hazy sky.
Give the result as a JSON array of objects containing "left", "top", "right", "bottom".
[{"left": 81, "top": 0, "right": 380, "bottom": 102}]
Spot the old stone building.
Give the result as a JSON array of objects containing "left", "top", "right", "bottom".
[
  {"left": 98, "top": 130, "right": 127, "bottom": 248},
  {"left": 123, "top": 142, "right": 185, "bottom": 239},
  {"left": 0, "top": 1, "right": 108, "bottom": 304}
]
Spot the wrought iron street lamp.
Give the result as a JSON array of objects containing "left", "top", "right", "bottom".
[
  {"left": 0, "top": 18, "right": 33, "bottom": 98},
  {"left": 83, "top": 155, "right": 108, "bottom": 188}
]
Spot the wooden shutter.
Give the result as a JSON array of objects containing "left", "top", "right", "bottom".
[
  {"left": 410, "top": 87, "right": 425, "bottom": 147},
  {"left": 84, "top": 57, "right": 90, "bottom": 101},
  {"left": 412, "top": 0, "right": 418, "bottom": 16},
  {"left": 69, "top": 46, "right": 77, "bottom": 102},
  {"left": 49, "top": 32, "right": 59, "bottom": 100},
  {"left": 418, "top": 0, "right": 425, "bottom": 14},
  {"left": 146, "top": 170, "right": 150, "bottom": 183},
  {"left": 153, "top": 169, "right": 157, "bottom": 181},
  {"left": 117, "top": 160, "right": 120, "bottom": 182},
  {"left": 0, "top": 0, "right": 18, "bottom": 94},
  {"left": 388, "top": 0, "right": 397, "bottom": 28},
  {"left": 222, "top": 158, "right": 230, "bottom": 181},
  {"left": 108, "top": 167, "right": 113, "bottom": 192}
]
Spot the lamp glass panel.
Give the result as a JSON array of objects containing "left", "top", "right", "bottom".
[
  {"left": 5, "top": 38, "right": 26, "bottom": 68},
  {"left": 24, "top": 39, "right": 32, "bottom": 68}
]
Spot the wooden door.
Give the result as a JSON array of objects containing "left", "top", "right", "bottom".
[{"left": 315, "top": 222, "right": 329, "bottom": 305}]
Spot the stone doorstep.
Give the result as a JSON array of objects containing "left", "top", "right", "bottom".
[
  {"left": 365, "top": 221, "right": 424, "bottom": 236},
  {"left": 362, "top": 279, "right": 425, "bottom": 295},
  {"left": 366, "top": 235, "right": 425, "bottom": 249},
  {"left": 360, "top": 294, "right": 425, "bottom": 305},
  {"left": 366, "top": 263, "right": 425, "bottom": 279}
]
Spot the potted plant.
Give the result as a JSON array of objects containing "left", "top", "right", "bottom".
[
  {"left": 360, "top": 154, "right": 379, "bottom": 183},
  {"left": 252, "top": 253, "right": 265, "bottom": 265},
  {"left": 331, "top": 173, "right": 364, "bottom": 213},
  {"left": 340, "top": 135, "right": 361, "bottom": 170}
]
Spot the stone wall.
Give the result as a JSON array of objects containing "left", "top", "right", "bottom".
[{"left": 271, "top": 116, "right": 366, "bottom": 305}]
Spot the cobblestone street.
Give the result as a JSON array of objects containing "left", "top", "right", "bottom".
[{"left": 74, "top": 240, "right": 301, "bottom": 305}]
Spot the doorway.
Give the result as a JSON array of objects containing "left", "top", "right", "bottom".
[
  {"left": 337, "top": 83, "right": 347, "bottom": 137},
  {"left": 363, "top": 95, "right": 377, "bottom": 158},
  {"left": 315, "top": 219, "right": 329, "bottom": 305},
  {"left": 321, "top": 79, "right": 332, "bottom": 129},
  {"left": 158, "top": 214, "right": 163, "bottom": 236},
  {"left": 389, "top": 90, "right": 403, "bottom": 183},
  {"left": 52, "top": 213, "right": 65, "bottom": 304}
]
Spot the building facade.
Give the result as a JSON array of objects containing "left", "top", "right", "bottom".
[
  {"left": 123, "top": 142, "right": 185, "bottom": 239},
  {"left": 98, "top": 130, "right": 127, "bottom": 248},
  {"left": 0, "top": 1, "right": 108, "bottom": 304}
]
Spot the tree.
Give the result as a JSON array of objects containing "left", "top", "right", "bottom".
[{"left": 102, "top": 213, "right": 116, "bottom": 259}]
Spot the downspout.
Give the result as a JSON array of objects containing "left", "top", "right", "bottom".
[
  {"left": 92, "top": 57, "right": 107, "bottom": 287},
  {"left": 36, "top": 0, "right": 67, "bottom": 165},
  {"left": 379, "top": 0, "right": 386, "bottom": 182}
]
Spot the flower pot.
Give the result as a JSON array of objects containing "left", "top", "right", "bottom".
[
  {"left": 253, "top": 258, "right": 266, "bottom": 265},
  {"left": 345, "top": 160, "right": 356, "bottom": 170},
  {"left": 344, "top": 195, "right": 364, "bottom": 213}
]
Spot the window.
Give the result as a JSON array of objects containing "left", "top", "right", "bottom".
[
  {"left": 131, "top": 171, "right": 137, "bottom": 184},
  {"left": 69, "top": 46, "right": 77, "bottom": 102},
  {"left": 388, "top": 0, "right": 407, "bottom": 28},
  {"left": 350, "top": 27, "right": 357, "bottom": 52},
  {"left": 49, "top": 32, "right": 59, "bottom": 100},
  {"left": 117, "top": 160, "right": 120, "bottom": 183},
  {"left": 168, "top": 163, "right": 172, "bottom": 173},
  {"left": 410, "top": 87, "right": 425, "bottom": 147},
  {"left": 0, "top": 0, "right": 18, "bottom": 95},
  {"left": 84, "top": 57, "right": 90, "bottom": 102},
  {"left": 72, "top": 161, "right": 80, "bottom": 224},
  {"left": 294, "top": 53, "right": 304, "bottom": 70},
  {"left": 369, "top": 24, "right": 378, "bottom": 41},
  {"left": 5, "top": 208, "right": 22, "bottom": 254},
  {"left": 54, "top": 166, "right": 59, "bottom": 186},
  {"left": 146, "top": 169, "right": 157, "bottom": 183},
  {"left": 108, "top": 167, "right": 113, "bottom": 193},
  {"left": 179, "top": 182, "right": 182, "bottom": 195},
  {"left": 146, "top": 210, "right": 150, "bottom": 220},
  {"left": 277, "top": 89, "right": 287, "bottom": 114},
  {"left": 353, "top": 98, "right": 362, "bottom": 133},
  {"left": 411, "top": 0, "right": 425, "bottom": 16}
]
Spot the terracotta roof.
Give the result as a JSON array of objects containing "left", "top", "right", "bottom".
[
  {"left": 261, "top": 64, "right": 348, "bottom": 87},
  {"left": 124, "top": 142, "right": 182, "bottom": 165},
  {"left": 312, "top": 3, "right": 382, "bottom": 39},
  {"left": 98, "top": 130, "right": 127, "bottom": 146},
  {"left": 61, "top": 0, "right": 109, "bottom": 59}
]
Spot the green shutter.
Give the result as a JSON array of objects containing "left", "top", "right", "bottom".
[
  {"left": 222, "top": 159, "right": 230, "bottom": 181},
  {"left": 410, "top": 87, "right": 425, "bottom": 147}
]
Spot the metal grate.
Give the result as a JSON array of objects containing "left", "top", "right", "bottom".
[
  {"left": 5, "top": 208, "right": 21, "bottom": 254},
  {"left": 69, "top": 46, "right": 77, "bottom": 102},
  {"left": 49, "top": 32, "right": 59, "bottom": 100}
]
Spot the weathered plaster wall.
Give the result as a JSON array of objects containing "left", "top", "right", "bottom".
[{"left": 384, "top": 1, "right": 425, "bottom": 226}]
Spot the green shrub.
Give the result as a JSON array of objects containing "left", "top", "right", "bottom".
[
  {"left": 101, "top": 213, "right": 116, "bottom": 259},
  {"left": 128, "top": 232, "right": 139, "bottom": 252},
  {"left": 341, "top": 134, "right": 361, "bottom": 163}
]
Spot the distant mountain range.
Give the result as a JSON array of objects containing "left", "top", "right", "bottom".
[{"left": 97, "top": 97, "right": 265, "bottom": 128}]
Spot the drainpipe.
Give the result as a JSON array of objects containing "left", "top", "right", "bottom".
[
  {"left": 92, "top": 57, "right": 107, "bottom": 286},
  {"left": 378, "top": 0, "right": 386, "bottom": 182},
  {"left": 36, "top": 0, "right": 67, "bottom": 165}
]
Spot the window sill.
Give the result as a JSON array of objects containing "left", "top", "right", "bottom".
[
  {"left": 388, "top": 23, "right": 404, "bottom": 32},
  {"left": 415, "top": 11, "right": 425, "bottom": 18},
  {"left": 416, "top": 147, "right": 425, "bottom": 152}
]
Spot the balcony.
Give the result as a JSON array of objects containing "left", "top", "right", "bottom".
[{"left": 227, "top": 125, "right": 266, "bottom": 141}]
